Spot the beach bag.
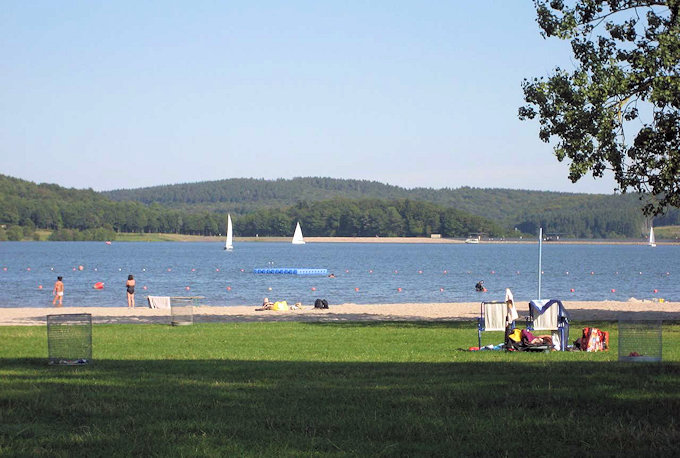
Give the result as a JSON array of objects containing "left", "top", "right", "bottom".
[
  {"left": 314, "top": 299, "right": 328, "bottom": 309},
  {"left": 583, "top": 327, "right": 608, "bottom": 352},
  {"left": 507, "top": 328, "right": 522, "bottom": 343},
  {"left": 575, "top": 327, "right": 608, "bottom": 351},
  {"left": 272, "top": 301, "right": 289, "bottom": 311}
]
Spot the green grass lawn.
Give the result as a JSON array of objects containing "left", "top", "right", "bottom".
[{"left": 2, "top": 321, "right": 679, "bottom": 456}]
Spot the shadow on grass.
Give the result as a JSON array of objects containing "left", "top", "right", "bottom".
[
  {"left": 2, "top": 357, "right": 680, "bottom": 456},
  {"left": 8, "top": 308, "right": 680, "bottom": 326}
]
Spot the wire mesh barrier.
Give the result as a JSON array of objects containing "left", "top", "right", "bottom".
[
  {"left": 47, "top": 313, "right": 92, "bottom": 365},
  {"left": 170, "top": 297, "right": 201, "bottom": 326},
  {"left": 618, "top": 319, "right": 662, "bottom": 362}
]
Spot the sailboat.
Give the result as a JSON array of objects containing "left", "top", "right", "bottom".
[
  {"left": 224, "top": 214, "right": 234, "bottom": 251},
  {"left": 292, "top": 222, "right": 305, "bottom": 245},
  {"left": 649, "top": 226, "right": 656, "bottom": 248}
]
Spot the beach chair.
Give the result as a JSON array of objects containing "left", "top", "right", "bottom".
[
  {"left": 477, "top": 301, "right": 515, "bottom": 349},
  {"left": 527, "top": 299, "right": 570, "bottom": 351}
]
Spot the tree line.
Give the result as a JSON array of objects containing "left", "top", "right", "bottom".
[
  {"left": 237, "top": 198, "right": 505, "bottom": 238},
  {"left": 2, "top": 173, "right": 678, "bottom": 240},
  {"left": 0, "top": 175, "right": 503, "bottom": 239}
]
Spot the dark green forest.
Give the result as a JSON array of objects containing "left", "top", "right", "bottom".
[
  {"left": 2, "top": 174, "right": 679, "bottom": 241},
  {"left": 0, "top": 175, "right": 502, "bottom": 240},
  {"left": 104, "top": 176, "right": 680, "bottom": 238}
]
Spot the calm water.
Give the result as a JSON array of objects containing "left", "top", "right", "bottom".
[{"left": 0, "top": 241, "right": 677, "bottom": 308}]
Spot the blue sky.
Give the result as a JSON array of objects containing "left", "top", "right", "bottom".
[{"left": 1, "top": 1, "right": 618, "bottom": 193}]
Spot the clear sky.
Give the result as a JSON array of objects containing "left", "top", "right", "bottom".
[{"left": 1, "top": 1, "right": 619, "bottom": 194}]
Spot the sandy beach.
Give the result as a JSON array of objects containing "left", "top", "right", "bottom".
[{"left": 1, "top": 300, "right": 679, "bottom": 326}]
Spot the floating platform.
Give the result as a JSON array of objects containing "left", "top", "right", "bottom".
[{"left": 253, "top": 268, "right": 328, "bottom": 275}]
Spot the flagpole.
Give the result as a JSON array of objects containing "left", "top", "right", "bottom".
[{"left": 538, "top": 227, "right": 542, "bottom": 300}]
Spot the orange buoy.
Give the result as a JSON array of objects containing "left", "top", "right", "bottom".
[
  {"left": 93, "top": 282, "right": 104, "bottom": 290},
  {"left": 440, "top": 288, "right": 444, "bottom": 292},
  {"left": 226, "top": 286, "right": 231, "bottom": 291},
  {"left": 143, "top": 285, "right": 148, "bottom": 290},
  {"left": 38, "top": 285, "right": 43, "bottom": 289},
  {"left": 397, "top": 287, "right": 402, "bottom": 292},
  {"left": 354, "top": 287, "right": 359, "bottom": 292},
  {"left": 653, "top": 289, "right": 658, "bottom": 293},
  {"left": 611, "top": 289, "right": 616, "bottom": 293},
  {"left": 185, "top": 286, "right": 190, "bottom": 291},
  {"left": 78, "top": 265, "right": 84, "bottom": 271},
  {"left": 570, "top": 288, "right": 575, "bottom": 293},
  {"left": 191, "top": 268, "right": 196, "bottom": 272},
  {"left": 311, "top": 287, "right": 316, "bottom": 291}
]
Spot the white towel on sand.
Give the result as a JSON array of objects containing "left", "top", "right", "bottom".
[{"left": 147, "top": 296, "right": 170, "bottom": 309}]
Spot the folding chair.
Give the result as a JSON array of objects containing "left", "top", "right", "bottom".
[
  {"left": 527, "top": 299, "right": 570, "bottom": 351},
  {"left": 477, "top": 301, "right": 514, "bottom": 349}
]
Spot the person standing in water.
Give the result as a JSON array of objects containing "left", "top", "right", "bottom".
[
  {"left": 52, "top": 276, "right": 64, "bottom": 306},
  {"left": 126, "top": 274, "right": 136, "bottom": 308}
]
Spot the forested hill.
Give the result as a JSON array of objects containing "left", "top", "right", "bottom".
[
  {"left": 3, "top": 174, "right": 679, "bottom": 239},
  {"left": 103, "top": 176, "right": 679, "bottom": 238},
  {"left": 0, "top": 174, "right": 504, "bottom": 240},
  {"left": 103, "top": 176, "right": 621, "bottom": 222},
  {"left": 104, "top": 178, "right": 410, "bottom": 214}
]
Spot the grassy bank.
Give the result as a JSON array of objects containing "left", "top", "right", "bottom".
[
  {"left": 1, "top": 321, "right": 679, "bottom": 456},
  {"left": 656, "top": 226, "right": 680, "bottom": 240}
]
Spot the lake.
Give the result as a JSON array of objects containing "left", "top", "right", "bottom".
[{"left": 0, "top": 241, "right": 677, "bottom": 308}]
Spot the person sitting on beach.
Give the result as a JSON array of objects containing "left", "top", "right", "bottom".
[{"left": 255, "top": 297, "right": 274, "bottom": 311}]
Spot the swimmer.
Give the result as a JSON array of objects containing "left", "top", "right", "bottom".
[
  {"left": 126, "top": 274, "right": 136, "bottom": 308},
  {"left": 52, "top": 276, "right": 64, "bottom": 306}
]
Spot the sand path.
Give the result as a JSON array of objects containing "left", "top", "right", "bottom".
[{"left": 1, "top": 300, "right": 678, "bottom": 326}]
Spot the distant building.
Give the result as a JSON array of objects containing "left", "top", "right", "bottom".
[{"left": 430, "top": 234, "right": 441, "bottom": 239}]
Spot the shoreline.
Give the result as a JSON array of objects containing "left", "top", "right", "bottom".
[
  {"left": 73, "top": 234, "right": 680, "bottom": 245},
  {"left": 2, "top": 300, "right": 679, "bottom": 326}
]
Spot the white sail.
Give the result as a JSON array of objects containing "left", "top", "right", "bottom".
[
  {"left": 649, "top": 226, "right": 656, "bottom": 247},
  {"left": 225, "top": 214, "right": 234, "bottom": 251},
  {"left": 292, "top": 222, "right": 305, "bottom": 245}
]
